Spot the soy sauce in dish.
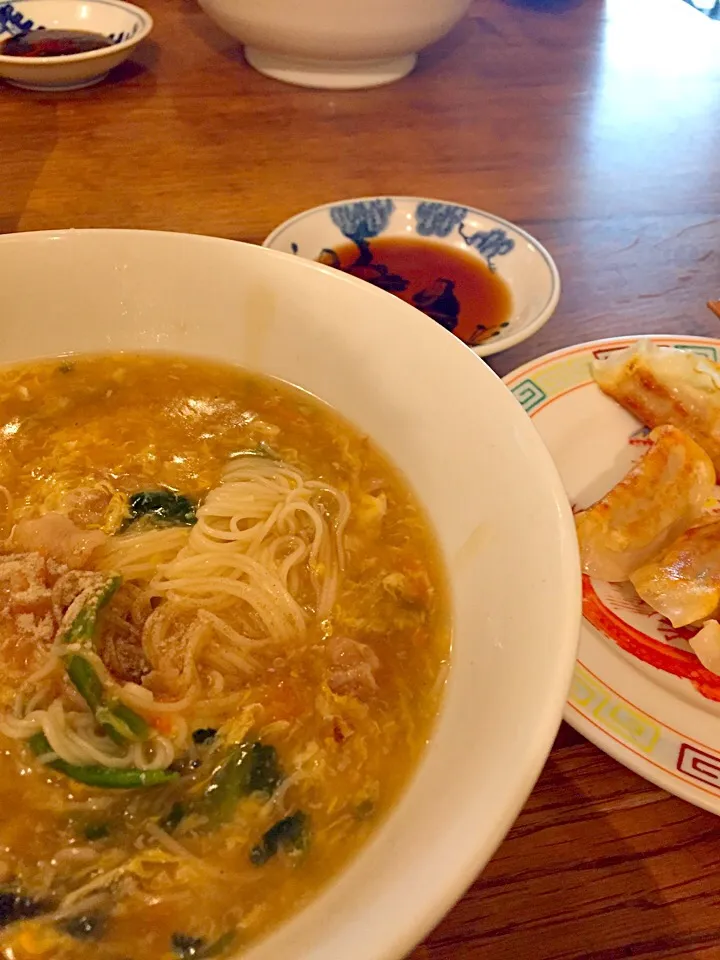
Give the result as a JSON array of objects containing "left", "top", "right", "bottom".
[
  {"left": 0, "top": 29, "right": 113, "bottom": 58},
  {"left": 317, "top": 236, "right": 512, "bottom": 347}
]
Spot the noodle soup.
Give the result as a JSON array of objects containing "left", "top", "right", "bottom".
[{"left": 0, "top": 354, "right": 449, "bottom": 959}]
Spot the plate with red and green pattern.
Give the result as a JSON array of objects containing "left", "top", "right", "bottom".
[{"left": 505, "top": 335, "right": 720, "bottom": 813}]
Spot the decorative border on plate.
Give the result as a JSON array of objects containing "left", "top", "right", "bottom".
[
  {"left": 504, "top": 336, "right": 720, "bottom": 801},
  {"left": 567, "top": 664, "right": 720, "bottom": 800},
  {"left": 504, "top": 339, "right": 718, "bottom": 418}
]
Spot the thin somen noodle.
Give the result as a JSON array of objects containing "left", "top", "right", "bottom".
[
  {"left": 0, "top": 353, "right": 449, "bottom": 960},
  {"left": 1, "top": 457, "right": 350, "bottom": 769},
  {"left": 166, "top": 456, "right": 349, "bottom": 619}
]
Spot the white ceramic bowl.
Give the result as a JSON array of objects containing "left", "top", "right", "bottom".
[
  {"left": 265, "top": 196, "right": 561, "bottom": 358},
  {"left": 0, "top": 229, "right": 580, "bottom": 960},
  {"left": 0, "top": 0, "right": 153, "bottom": 91},
  {"left": 196, "top": 0, "right": 471, "bottom": 89}
]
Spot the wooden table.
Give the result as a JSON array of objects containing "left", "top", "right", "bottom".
[{"left": 3, "top": 0, "right": 720, "bottom": 956}]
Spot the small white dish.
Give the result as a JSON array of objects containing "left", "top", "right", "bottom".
[
  {"left": 0, "top": 0, "right": 153, "bottom": 91},
  {"left": 264, "top": 196, "right": 560, "bottom": 357},
  {"left": 505, "top": 335, "right": 720, "bottom": 815}
]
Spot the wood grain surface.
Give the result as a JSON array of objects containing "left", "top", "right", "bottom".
[{"left": 2, "top": 0, "right": 720, "bottom": 956}]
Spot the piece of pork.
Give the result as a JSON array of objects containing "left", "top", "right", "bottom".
[
  {"left": 98, "top": 629, "right": 149, "bottom": 685},
  {"left": 326, "top": 636, "right": 380, "bottom": 700},
  {"left": 11, "top": 513, "right": 106, "bottom": 570}
]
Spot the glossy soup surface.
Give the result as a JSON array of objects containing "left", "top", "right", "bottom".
[{"left": 0, "top": 354, "right": 449, "bottom": 959}]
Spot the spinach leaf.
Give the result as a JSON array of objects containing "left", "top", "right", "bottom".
[
  {"left": 62, "top": 913, "right": 105, "bottom": 940},
  {"left": 192, "top": 728, "right": 217, "bottom": 745},
  {"left": 28, "top": 733, "right": 178, "bottom": 789},
  {"left": 250, "top": 811, "right": 308, "bottom": 866},
  {"left": 59, "top": 576, "right": 120, "bottom": 648},
  {"left": 171, "top": 933, "right": 206, "bottom": 958},
  {"left": 83, "top": 821, "right": 110, "bottom": 841},
  {"left": 354, "top": 799, "right": 375, "bottom": 821},
  {"left": 125, "top": 491, "right": 197, "bottom": 529},
  {"left": 201, "top": 741, "right": 283, "bottom": 826},
  {"left": 0, "top": 890, "right": 48, "bottom": 928},
  {"left": 171, "top": 931, "right": 235, "bottom": 959},
  {"left": 160, "top": 802, "right": 186, "bottom": 833},
  {"left": 247, "top": 743, "right": 283, "bottom": 795}
]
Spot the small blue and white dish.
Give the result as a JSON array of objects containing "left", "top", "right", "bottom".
[
  {"left": 263, "top": 196, "right": 561, "bottom": 358},
  {"left": 0, "top": 0, "right": 153, "bottom": 91}
]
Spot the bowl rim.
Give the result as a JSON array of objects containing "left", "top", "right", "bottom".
[
  {"left": 0, "top": 227, "right": 581, "bottom": 960},
  {"left": 262, "top": 194, "right": 562, "bottom": 357},
  {"left": 0, "top": 0, "right": 153, "bottom": 66}
]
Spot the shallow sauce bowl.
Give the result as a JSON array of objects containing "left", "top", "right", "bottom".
[
  {"left": 0, "top": 229, "right": 580, "bottom": 960},
  {"left": 0, "top": 0, "right": 153, "bottom": 91},
  {"left": 264, "top": 196, "right": 561, "bottom": 358}
]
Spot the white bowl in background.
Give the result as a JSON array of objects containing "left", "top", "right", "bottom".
[
  {"left": 0, "top": 0, "right": 153, "bottom": 91},
  {"left": 264, "top": 196, "right": 561, "bottom": 358},
  {"left": 196, "top": 0, "right": 472, "bottom": 89},
  {"left": 0, "top": 229, "right": 580, "bottom": 960}
]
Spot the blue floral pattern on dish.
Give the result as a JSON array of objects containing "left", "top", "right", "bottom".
[
  {"left": 415, "top": 202, "right": 468, "bottom": 238},
  {"left": 108, "top": 27, "right": 138, "bottom": 42},
  {"left": 0, "top": 2, "right": 35, "bottom": 35},
  {"left": 413, "top": 200, "right": 515, "bottom": 268},
  {"left": 330, "top": 199, "right": 394, "bottom": 242},
  {"left": 458, "top": 224, "right": 515, "bottom": 262},
  {"left": 0, "top": 2, "right": 144, "bottom": 41}
]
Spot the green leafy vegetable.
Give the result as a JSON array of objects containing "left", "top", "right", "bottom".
[
  {"left": 354, "top": 799, "right": 375, "bottom": 821},
  {"left": 247, "top": 742, "right": 283, "bottom": 795},
  {"left": 172, "top": 933, "right": 205, "bottom": 958},
  {"left": 0, "top": 890, "right": 48, "bottom": 928},
  {"left": 67, "top": 656, "right": 149, "bottom": 744},
  {"left": 192, "top": 728, "right": 217, "bottom": 745},
  {"left": 83, "top": 822, "right": 110, "bottom": 841},
  {"left": 59, "top": 576, "right": 121, "bottom": 647},
  {"left": 96, "top": 700, "right": 150, "bottom": 743},
  {"left": 201, "top": 741, "right": 283, "bottom": 826},
  {"left": 59, "top": 579, "right": 149, "bottom": 747},
  {"left": 249, "top": 811, "right": 308, "bottom": 866},
  {"left": 125, "top": 490, "right": 197, "bottom": 529},
  {"left": 65, "top": 654, "right": 105, "bottom": 711},
  {"left": 62, "top": 913, "right": 105, "bottom": 940},
  {"left": 160, "top": 802, "right": 186, "bottom": 833},
  {"left": 28, "top": 733, "right": 178, "bottom": 789},
  {"left": 171, "top": 931, "right": 236, "bottom": 959},
  {"left": 61, "top": 577, "right": 150, "bottom": 745},
  {"left": 202, "top": 744, "right": 253, "bottom": 825},
  {"left": 26, "top": 558, "right": 169, "bottom": 790}
]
